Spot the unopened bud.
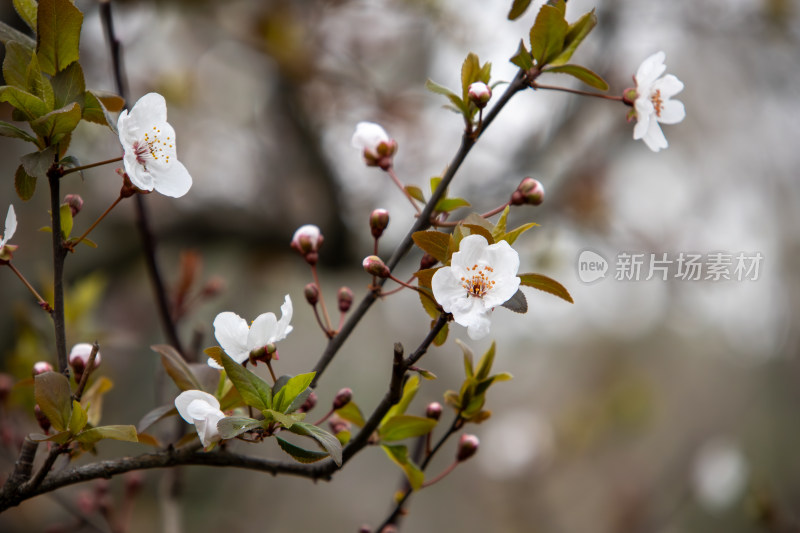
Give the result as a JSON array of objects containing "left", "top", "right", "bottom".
[
  {"left": 298, "top": 391, "right": 318, "bottom": 413},
  {"left": 358, "top": 526, "right": 371, "bottom": 533},
  {"left": 328, "top": 413, "right": 351, "bottom": 435},
  {"left": 352, "top": 122, "right": 398, "bottom": 171},
  {"left": 304, "top": 283, "right": 320, "bottom": 305},
  {"left": 125, "top": 472, "right": 144, "bottom": 495},
  {"left": 69, "top": 343, "right": 101, "bottom": 382},
  {"left": 63, "top": 194, "right": 83, "bottom": 217},
  {"left": 337, "top": 286, "right": 354, "bottom": 313},
  {"left": 456, "top": 434, "right": 479, "bottom": 462},
  {"left": 426, "top": 402, "right": 442, "bottom": 421},
  {"left": 34, "top": 404, "right": 51, "bottom": 432},
  {"left": 201, "top": 276, "right": 225, "bottom": 298},
  {"left": 419, "top": 253, "right": 438, "bottom": 270},
  {"left": 32, "top": 361, "right": 54, "bottom": 377},
  {"left": 250, "top": 343, "right": 278, "bottom": 365},
  {"left": 622, "top": 87, "right": 638, "bottom": 106},
  {"left": 380, "top": 526, "right": 399, "bottom": 533},
  {"left": 510, "top": 177, "right": 545, "bottom": 206},
  {"left": 333, "top": 388, "right": 353, "bottom": 410},
  {"left": 291, "top": 225, "right": 324, "bottom": 265},
  {"left": 468, "top": 81, "right": 492, "bottom": 108},
  {"left": 369, "top": 209, "right": 390, "bottom": 239},
  {"left": 118, "top": 170, "right": 140, "bottom": 198},
  {"left": 363, "top": 255, "right": 390, "bottom": 278}
]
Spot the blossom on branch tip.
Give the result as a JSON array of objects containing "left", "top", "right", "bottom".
[
  {"left": 174, "top": 390, "right": 226, "bottom": 448},
  {"left": 629, "top": 52, "right": 685, "bottom": 152},
  {"left": 0, "top": 204, "right": 18, "bottom": 261},
  {"left": 468, "top": 82, "right": 492, "bottom": 108},
  {"left": 69, "top": 343, "right": 101, "bottom": 382},
  {"left": 118, "top": 93, "right": 192, "bottom": 198},
  {"left": 208, "top": 295, "right": 293, "bottom": 368},
  {"left": 431, "top": 235, "right": 520, "bottom": 340},
  {"left": 351, "top": 122, "right": 397, "bottom": 170}
]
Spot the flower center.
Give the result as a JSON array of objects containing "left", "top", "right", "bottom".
[
  {"left": 133, "top": 126, "right": 173, "bottom": 170},
  {"left": 460, "top": 264, "right": 496, "bottom": 298},
  {"left": 650, "top": 89, "right": 664, "bottom": 117}
]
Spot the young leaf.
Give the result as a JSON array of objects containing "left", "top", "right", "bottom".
[
  {"left": 336, "top": 400, "right": 365, "bottom": 427},
  {"left": 543, "top": 64, "right": 609, "bottom": 91},
  {"left": 82, "top": 376, "right": 113, "bottom": 426},
  {"left": 492, "top": 206, "right": 511, "bottom": 241},
  {"left": 405, "top": 185, "right": 425, "bottom": 203},
  {"left": 432, "top": 321, "right": 448, "bottom": 347},
  {"left": 508, "top": 0, "right": 533, "bottom": 20},
  {"left": 67, "top": 399, "right": 88, "bottom": 434},
  {"left": 83, "top": 91, "right": 117, "bottom": 131},
  {"left": 455, "top": 338, "right": 474, "bottom": 378},
  {"left": 276, "top": 436, "right": 331, "bottom": 464},
  {"left": 3, "top": 41, "right": 34, "bottom": 90},
  {"left": 14, "top": 164, "right": 36, "bottom": 201},
  {"left": 29, "top": 431, "right": 72, "bottom": 444},
  {"left": 460, "top": 52, "right": 481, "bottom": 99},
  {"left": 216, "top": 416, "right": 262, "bottom": 439},
  {"left": 272, "top": 372, "right": 315, "bottom": 413},
  {"left": 463, "top": 223, "right": 494, "bottom": 244},
  {"left": 379, "top": 415, "right": 437, "bottom": 442},
  {"left": 59, "top": 204, "right": 72, "bottom": 238},
  {"left": 34, "top": 371, "right": 72, "bottom": 432},
  {"left": 30, "top": 101, "right": 81, "bottom": 144},
  {"left": 75, "top": 425, "right": 138, "bottom": 446},
  {"left": 51, "top": 61, "right": 85, "bottom": 109},
  {"left": 424, "top": 79, "right": 458, "bottom": 100},
  {"left": 382, "top": 375, "right": 420, "bottom": 424},
  {"left": 519, "top": 273, "right": 574, "bottom": 303},
  {"left": 262, "top": 409, "right": 300, "bottom": 429},
  {"left": 461, "top": 212, "right": 495, "bottom": 234},
  {"left": 0, "top": 121, "right": 37, "bottom": 144},
  {"left": 475, "top": 342, "right": 496, "bottom": 381},
  {"left": 287, "top": 422, "right": 343, "bottom": 466},
  {"left": 500, "top": 221, "right": 539, "bottom": 245},
  {"left": 152, "top": 344, "right": 203, "bottom": 392},
  {"left": 530, "top": 2, "right": 568, "bottom": 67},
  {"left": 137, "top": 404, "right": 176, "bottom": 433},
  {"left": 25, "top": 52, "right": 54, "bottom": 110},
  {"left": 94, "top": 91, "right": 125, "bottom": 112},
  {"left": 36, "top": 0, "right": 84, "bottom": 76},
  {"left": 412, "top": 231, "right": 451, "bottom": 263},
  {"left": 13, "top": 0, "right": 38, "bottom": 33},
  {"left": 549, "top": 9, "right": 597, "bottom": 67},
  {"left": 0, "top": 86, "right": 49, "bottom": 120},
  {"left": 0, "top": 21, "right": 36, "bottom": 49},
  {"left": 382, "top": 444, "right": 424, "bottom": 491},
  {"left": 205, "top": 346, "right": 273, "bottom": 411},
  {"left": 501, "top": 289, "right": 528, "bottom": 313},
  {"left": 434, "top": 197, "right": 470, "bottom": 214}
]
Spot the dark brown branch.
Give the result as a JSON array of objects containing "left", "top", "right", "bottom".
[{"left": 48, "top": 165, "right": 70, "bottom": 375}]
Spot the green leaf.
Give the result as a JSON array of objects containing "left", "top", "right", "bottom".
[
  {"left": 492, "top": 205, "right": 511, "bottom": 241},
  {"left": 287, "top": 422, "right": 343, "bottom": 466},
  {"left": 549, "top": 9, "right": 597, "bottom": 67},
  {"left": 276, "top": 436, "right": 331, "bottom": 464},
  {"left": 205, "top": 346, "right": 272, "bottom": 411},
  {"left": 29, "top": 430, "right": 72, "bottom": 444},
  {"left": 67, "top": 399, "right": 87, "bottom": 434},
  {"left": 336, "top": 400, "right": 365, "bottom": 427},
  {"left": 475, "top": 342, "right": 496, "bottom": 381},
  {"left": 432, "top": 321, "right": 448, "bottom": 347},
  {"left": 508, "top": 0, "right": 533, "bottom": 20},
  {"left": 152, "top": 344, "right": 203, "bottom": 392},
  {"left": 272, "top": 372, "right": 315, "bottom": 413},
  {"left": 0, "top": 85, "right": 48, "bottom": 120},
  {"left": 434, "top": 197, "right": 470, "bottom": 213},
  {"left": 13, "top": 0, "right": 38, "bottom": 33},
  {"left": 94, "top": 91, "right": 124, "bottom": 112},
  {"left": 0, "top": 120, "right": 37, "bottom": 144},
  {"left": 379, "top": 415, "right": 437, "bottom": 442},
  {"left": 14, "top": 164, "right": 36, "bottom": 200},
  {"left": 75, "top": 425, "right": 138, "bottom": 446},
  {"left": 216, "top": 416, "right": 262, "bottom": 439},
  {"left": 3, "top": 41, "right": 34, "bottom": 90},
  {"left": 412, "top": 231, "right": 450, "bottom": 263},
  {"left": 530, "top": 2, "right": 568, "bottom": 66},
  {"left": 30, "top": 102, "right": 80, "bottom": 144},
  {"left": 51, "top": 61, "right": 85, "bottom": 108},
  {"left": 262, "top": 408, "right": 300, "bottom": 429},
  {"left": 136, "top": 404, "right": 176, "bottom": 433},
  {"left": 34, "top": 372, "right": 72, "bottom": 432},
  {"left": 510, "top": 39, "right": 534, "bottom": 71},
  {"left": 500, "top": 221, "right": 539, "bottom": 245},
  {"left": 460, "top": 52, "right": 481, "bottom": 99},
  {"left": 544, "top": 64, "right": 608, "bottom": 91},
  {"left": 82, "top": 376, "right": 113, "bottom": 427},
  {"left": 36, "top": 0, "right": 83, "bottom": 75},
  {"left": 519, "top": 273, "right": 574, "bottom": 303},
  {"left": 456, "top": 338, "right": 474, "bottom": 378},
  {"left": 430, "top": 176, "right": 442, "bottom": 193},
  {"left": 462, "top": 212, "right": 495, "bottom": 234},
  {"left": 501, "top": 289, "right": 528, "bottom": 313},
  {"left": 424, "top": 79, "right": 458, "bottom": 99},
  {"left": 0, "top": 21, "right": 35, "bottom": 49},
  {"left": 82, "top": 90, "right": 117, "bottom": 132},
  {"left": 25, "top": 51, "right": 54, "bottom": 109},
  {"left": 382, "top": 375, "right": 420, "bottom": 425},
  {"left": 59, "top": 203, "right": 72, "bottom": 238},
  {"left": 463, "top": 223, "right": 494, "bottom": 244},
  {"left": 404, "top": 185, "right": 425, "bottom": 203},
  {"left": 382, "top": 444, "right": 424, "bottom": 491}
]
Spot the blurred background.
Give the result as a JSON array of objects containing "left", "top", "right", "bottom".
[{"left": 2, "top": 0, "right": 800, "bottom": 531}]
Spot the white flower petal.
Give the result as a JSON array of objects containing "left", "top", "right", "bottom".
[
  {"left": 432, "top": 266, "right": 468, "bottom": 312},
  {"left": 654, "top": 74, "right": 684, "bottom": 99},
  {"left": 482, "top": 240, "right": 520, "bottom": 278},
  {"left": 212, "top": 312, "right": 251, "bottom": 366},
  {"left": 483, "top": 275, "right": 521, "bottom": 308},
  {"left": 635, "top": 51, "right": 666, "bottom": 88},
  {"left": 2, "top": 204, "right": 16, "bottom": 246},
  {"left": 152, "top": 160, "right": 193, "bottom": 198},
  {"left": 452, "top": 235, "right": 489, "bottom": 269},
  {"left": 275, "top": 295, "right": 293, "bottom": 341},
  {"left": 174, "top": 390, "right": 219, "bottom": 423},
  {"left": 658, "top": 99, "right": 685, "bottom": 125},
  {"left": 466, "top": 313, "right": 492, "bottom": 340},
  {"left": 129, "top": 93, "right": 168, "bottom": 125},
  {"left": 643, "top": 120, "right": 668, "bottom": 152},
  {"left": 351, "top": 122, "right": 389, "bottom": 151},
  {"left": 248, "top": 312, "right": 278, "bottom": 350}
]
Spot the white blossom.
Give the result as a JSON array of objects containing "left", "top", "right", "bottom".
[
  {"left": 118, "top": 93, "right": 193, "bottom": 197},
  {"left": 0, "top": 204, "right": 17, "bottom": 258},
  {"left": 208, "top": 295, "right": 293, "bottom": 368},
  {"left": 69, "top": 343, "right": 102, "bottom": 368},
  {"left": 351, "top": 122, "right": 397, "bottom": 168},
  {"left": 632, "top": 52, "right": 686, "bottom": 152},
  {"left": 431, "top": 235, "right": 520, "bottom": 340},
  {"left": 174, "top": 390, "right": 225, "bottom": 448}
]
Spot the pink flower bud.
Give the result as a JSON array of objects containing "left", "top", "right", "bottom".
[
  {"left": 510, "top": 177, "right": 545, "bottom": 206},
  {"left": 304, "top": 283, "right": 320, "bottom": 305},
  {"left": 468, "top": 81, "right": 492, "bottom": 108},
  {"left": 34, "top": 404, "right": 51, "bottom": 432},
  {"left": 333, "top": 388, "right": 353, "bottom": 410},
  {"left": 328, "top": 413, "right": 351, "bottom": 435},
  {"left": 337, "top": 286, "right": 354, "bottom": 313},
  {"left": 291, "top": 224, "right": 324, "bottom": 265},
  {"left": 352, "top": 122, "right": 398, "bottom": 170},
  {"left": 32, "top": 361, "right": 54, "bottom": 377},
  {"left": 298, "top": 391, "right": 318, "bottom": 413},
  {"left": 363, "top": 255, "right": 390, "bottom": 278},
  {"left": 456, "top": 434, "right": 479, "bottom": 462},
  {"left": 369, "top": 208, "right": 390, "bottom": 238},
  {"left": 426, "top": 402, "right": 442, "bottom": 421},
  {"left": 69, "top": 343, "right": 101, "bottom": 382},
  {"left": 63, "top": 194, "right": 84, "bottom": 217},
  {"left": 419, "top": 253, "right": 438, "bottom": 270}
]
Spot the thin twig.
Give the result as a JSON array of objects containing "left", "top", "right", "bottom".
[
  {"left": 60, "top": 156, "right": 123, "bottom": 177},
  {"left": 5, "top": 261, "right": 52, "bottom": 312},
  {"left": 73, "top": 342, "right": 101, "bottom": 402}
]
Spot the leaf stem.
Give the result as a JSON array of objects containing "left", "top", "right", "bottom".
[
  {"left": 311, "top": 266, "right": 334, "bottom": 336},
  {"left": 532, "top": 82, "right": 623, "bottom": 101},
  {"left": 68, "top": 194, "right": 124, "bottom": 251},
  {"left": 386, "top": 165, "right": 422, "bottom": 214},
  {"left": 60, "top": 156, "right": 123, "bottom": 177}
]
